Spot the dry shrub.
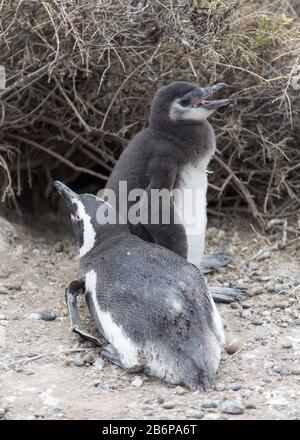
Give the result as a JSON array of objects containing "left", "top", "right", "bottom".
[{"left": 0, "top": 0, "right": 299, "bottom": 224}]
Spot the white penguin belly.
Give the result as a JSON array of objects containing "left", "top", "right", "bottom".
[
  {"left": 85, "top": 269, "right": 140, "bottom": 369},
  {"left": 174, "top": 162, "right": 208, "bottom": 268}
]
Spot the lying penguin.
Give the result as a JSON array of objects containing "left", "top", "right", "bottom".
[
  {"left": 105, "top": 81, "right": 246, "bottom": 303},
  {"left": 54, "top": 181, "right": 225, "bottom": 390}
]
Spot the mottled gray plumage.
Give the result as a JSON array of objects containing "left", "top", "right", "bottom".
[
  {"left": 54, "top": 181, "right": 225, "bottom": 390},
  {"left": 106, "top": 82, "right": 246, "bottom": 303},
  {"left": 106, "top": 81, "right": 220, "bottom": 256}
]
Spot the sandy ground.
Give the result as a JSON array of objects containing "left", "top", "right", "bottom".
[{"left": 0, "top": 214, "right": 299, "bottom": 420}]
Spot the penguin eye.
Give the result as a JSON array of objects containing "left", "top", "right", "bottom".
[
  {"left": 72, "top": 211, "right": 81, "bottom": 222},
  {"left": 179, "top": 99, "right": 191, "bottom": 107}
]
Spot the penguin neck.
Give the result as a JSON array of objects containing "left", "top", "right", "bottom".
[
  {"left": 149, "top": 119, "right": 215, "bottom": 163},
  {"left": 79, "top": 222, "right": 130, "bottom": 260}
]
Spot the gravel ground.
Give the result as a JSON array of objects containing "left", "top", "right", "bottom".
[{"left": 0, "top": 215, "right": 299, "bottom": 420}]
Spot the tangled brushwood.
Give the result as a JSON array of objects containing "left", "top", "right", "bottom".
[{"left": 0, "top": 0, "right": 299, "bottom": 224}]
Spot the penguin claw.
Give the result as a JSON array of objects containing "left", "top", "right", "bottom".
[
  {"left": 72, "top": 325, "right": 102, "bottom": 347},
  {"left": 101, "top": 345, "right": 126, "bottom": 369},
  {"left": 208, "top": 286, "right": 248, "bottom": 304},
  {"left": 200, "top": 253, "right": 232, "bottom": 274}
]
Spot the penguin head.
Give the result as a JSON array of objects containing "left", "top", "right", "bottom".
[
  {"left": 150, "top": 81, "right": 229, "bottom": 126},
  {"left": 54, "top": 181, "right": 112, "bottom": 257}
]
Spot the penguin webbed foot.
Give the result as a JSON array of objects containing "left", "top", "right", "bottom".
[
  {"left": 209, "top": 286, "right": 248, "bottom": 304},
  {"left": 101, "top": 344, "right": 143, "bottom": 373},
  {"left": 200, "top": 253, "right": 232, "bottom": 274},
  {"left": 65, "top": 279, "right": 102, "bottom": 347}
]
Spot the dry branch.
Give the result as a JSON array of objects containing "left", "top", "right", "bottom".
[{"left": 0, "top": 0, "right": 299, "bottom": 223}]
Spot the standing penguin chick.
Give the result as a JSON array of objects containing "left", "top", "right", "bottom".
[
  {"left": 107, "top": 82, "right": 228, "bottom": 269},
  {"left": 106, "top": 81, "right": 246, "bottom": 302},
  {"left": 54, "top": 181, "right": 225, "bottom": 390}
]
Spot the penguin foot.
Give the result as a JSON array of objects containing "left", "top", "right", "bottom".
[
  {"left": 66, "top": 279, "right": 102, "bottom": 347},
  {"left": 72, "top": 324, "right": 102, "bottom": 347},
  {"left": 208, "top": 286, "right": 248, "bottom": 304},
  {"left": 101, "top": 344, "right": 143, "bottom": 373},
  {"left": 200, "top": 253, "right": 232, "bottom": 274}
]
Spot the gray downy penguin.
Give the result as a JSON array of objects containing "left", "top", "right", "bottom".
[
  {"left": 54, "top": 181, "right": 225, "bottom": 390},
  {"left": 105, "top": 81, "right": 246, "bottom": 303}
]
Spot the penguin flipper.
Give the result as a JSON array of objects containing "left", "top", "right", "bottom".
[
  {"left": 65, "top": 280, "right": 103, "bottom": 347},
  {"left": 200, "top": 253, "right": 232, "bottom": 273},
  {"left": 208, "top": 286, "right": 248, "bottom": 304},
  {"left": 140, "top": 165, "right": 188, "bottom": 259},
  {"left": 101, "top": 344, "right": 143, "bottom": 373}
]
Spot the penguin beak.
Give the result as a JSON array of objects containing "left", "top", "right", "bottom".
[
  {"left": 53, "top": 181, "right": 78, "bottom": 206},
  {"left": 193, "top": 83, "right": 230, "bottom": 110},
  {"left": 201, "top": 83, "right": 228, "bottom": 97},
  {"left": 200, "top": 99, "right": 230, "bottom": 110}
]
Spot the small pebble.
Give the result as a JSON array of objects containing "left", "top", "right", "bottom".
[
  {"left": 82, "top": 350, "right": 97, "bottom": 365},
  {"left": 63, "top": 357, "right": 72, "bottom": 367},
  {"left": 241, "top": 302, "right": 251, "bottom": 309},
  {"left": 40, "top": 309, "right": 57, "bottom": 321},
  {"left": 257, "top": 251, "right": 271, "bottom": 261},
  {"left": 186, "top": 410, "right": 204, "bottom": 419},
  {"left": 0, "top": 286, "right": 9, "bottom": 295},
  {"left": 295, "top": 318, "right": 300, "bottom": 325},
  {"left": 248, "top": 262, "right": 259, "bottom": 271},
  {"left": 201, "top": 399, "right": 219, "bottom": 409},
  {"left": 240, "top": 310, "right": 252, "bottom": 319},
  {"left": 221, "top": 400, "right": 245, "bottom": 415},
  {"left": 249, "top": 286, "right": 264, "bottom": 297},
  {"left": 132, "top": 376, "right": 143, "bottom": 387},
  {"left": 157, "top": 393, "right": 165, "bottom": 404},
  {"left": 291, "top": 367, "right": 300, "bottom": 376},
  {"left": 237, "top": 280, "right": 248, "bottom": 289},
  {"left": 229, "top": 383, "right": 242, "bottom": 391},
  {"left": 251, "top": 318, "right": 263, "bottom": 326},
  {"left": 272, "top": 301, "right": 289, "bottom": 309},
  {"left": 273, "top": 365, "right": 289, "bottom": 375},
  {"left": 71, "top": 354, "right": 85, "bottom": 367},
  {"left": 97, "top": 383, "right": 110, "bottom": 390},
  {"left": 280, "top": 366, "right": 290, "bottom": 376},
  {"left": 175, "top": 386, "right": 185, "bottom": 395},
  {"left": 217, "top": 267, "right": 226, "bottom": 274},
  {"left": 0, "top": 314, "right": 7, "bottom": 320},
  {"left": 94, "top": 358, "right": 105, "bottom": 370},
  {"left": 159, "top": 415, "right": 170, "bottom": 420},
  {"left": 54, "top": 242, "right": 64, "bottom": 253},
  {"left": 162, "top": 401, "right": 176, "bottom": 410},
  {"left": 253, "top": 276, "right": 271, "bottom": 282},
  {"left": 226, "top": 339, "right": 241, "bottom": 354},
  {"left": 230, "top": 302, "right": 241, "bottom": 310},
  {"left": 245, "top": 403, "right": 257, "bottom": 410},
  {"left": 273, "top": 284, "right": 290, "bottom": 293},
  {"left": 263, "top": 377, "right": 272, "bottom": 383},
  {"left": 214, "top": 383, "right": 226, "bottom": 392}
]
